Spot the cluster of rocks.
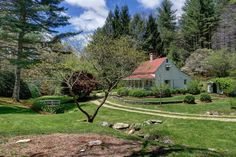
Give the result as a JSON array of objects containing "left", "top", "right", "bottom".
[
  {"left": 205, "top": 111, "right": 220, "bottom": 116},
  {"left": 100, "top": 119, "right": 163, "bottom": 135}
]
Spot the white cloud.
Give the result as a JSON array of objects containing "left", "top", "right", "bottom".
[
  {"left": 137, "top": 0, "right": 161, "bottom": 9},
  {"left": 137, "top": 0, "right": 186, "bottom": 17},
  {"left": 65, "top": 0, "right": 108, "bottom": 32}
]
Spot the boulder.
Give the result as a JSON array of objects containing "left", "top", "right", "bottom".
[
  {"left": 100, "top": 121, "right": 112, "bottom": 127},
  {"left": 16, "top": 139, "right": 31, "bottom": 144},
  {"left": 145, "top": 119, "right": 163, "bottom": 125},
  {"left": 127, "top": 129, "right": 135, "bottom": 135},
  {"left": 88, "top": 140, "right": 102, "bottom": 146},
  {"left": 113, "top": 123, "right": 130, "bottom": 130}
]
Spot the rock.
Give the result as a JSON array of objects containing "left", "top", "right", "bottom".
[
  {"left": 16, "top": 139, "right": 31, "bottom": 144},
  {"left": 206, "top": 111, "right": 219, "bottom": 116},
  {"left": 100, "top": 121, "right": 112, "bottom": 127},
  {"left": 143, "top": 134, "right": 159, "bottom": 141},
  {"left": 130, "top": 123, "right": 142, "bottom": 131},
  {"left": 208, "top": 148, "right": 216, "bottom": 152},
  {"left": 127, "top": 129, "right": 135, "bottom": 135},
  {"left": 88, "top": 140, "right": 102, "bottom": 146},
  {"left": 145, "top": 119, "right": 163, "bottom": 125},
  {"left": 162, "top": 137, "right": 173, "bottom": 144},
  {"left": 113, "top": 123, "right": 130, "bottom": 130}
]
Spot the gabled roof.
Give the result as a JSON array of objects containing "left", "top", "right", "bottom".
[{"left": 124, "top": 57, "right": 166, "bottom": 80}]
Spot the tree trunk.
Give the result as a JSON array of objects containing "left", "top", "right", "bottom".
[
  {"left": 12, "top": 65, "right": 21, "bottom": 102},
  {"left": 12, "top": 32, "right": 24, "bottom": 102}
]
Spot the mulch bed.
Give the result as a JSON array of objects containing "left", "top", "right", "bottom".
[{"left": 0, "top": 134, "right": 142, "bottom": 157}]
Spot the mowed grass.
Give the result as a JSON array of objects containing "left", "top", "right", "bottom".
[
  {"left": 109, "top": 96, "right": 236, "bottom": 115},
  {"left": 0, "top": 97, "right": 236, "bottom": 156}
]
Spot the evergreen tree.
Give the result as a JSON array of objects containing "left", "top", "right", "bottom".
[
  {"left": 181, "top": 0, "right": 219, "bottom": 51},
  {"left": 103, "top": 11, "right": 114, "bottom": 36},
  {"left": 157, "top": 0, "right": 177, "bottom": 54},
  {"left": 129, "top": 13, "right": 145, "bottom": 49},
  {"left": 143, "top": 15, "right": 163, "bottom": 56},
  {"left": 120, "top": 5, "right": 131, "bottom": 35},
  {"left": 0, "top": 0, "right": 70, "bottom": 101},
  {"left": 112, "top": 5, "right": 122, "bottom": 38}
]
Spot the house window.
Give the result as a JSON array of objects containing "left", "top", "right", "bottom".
[
  {"left": 184, "top": 79, "right": 187, "bottom": 85},
  {"left": 166, "top": 67, "right": 170, "bottom": 71}
]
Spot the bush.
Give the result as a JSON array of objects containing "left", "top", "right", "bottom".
[
  {"left": 200, "top": 93, "right": 212, "bottom": 102},
  {"left": 0, "top": 71, "right": 31, "bottom": 99},
  {"left": 117, "top": 87, "right": 129, "bottom": 96},
  {"left": 171, "top": 88, "right": 187, "bottom": 95},
  {"left": 61, "top": 71, "right": 97, "bottom": 99},
  {"left": 214, "top": 78, "right": 236, "bottom": 97},
  {"left": 183, "top": 95, "right": 195, "bottom": 104},
  {"left": 152, "top": 84, "right": 171, "bottom": 98},
  {"left": 187, "top": 80, "right": 201, "bottom": 95},
  {"left": 41, "top": 105, "right": 64, "bottom": 114},
  {"left": 128, "top": 89, "right": 152, "bottom": 97}
]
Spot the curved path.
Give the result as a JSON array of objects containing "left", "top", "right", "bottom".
[{"left": 92, "top": 99, "right": 236, "bottom": 122}]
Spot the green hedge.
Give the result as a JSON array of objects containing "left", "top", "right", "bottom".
[
  {"left": 187, "top": 80, "right": 201, "bottom": 95},
  {"left": 184, "top": 95, "right": 195, "bottom": 104},
  {"left": 128, "top": 89, "right": 152, "bottom": 97},
  {"left": 200, "top": 93, "right": 212, "bottom": 102}
]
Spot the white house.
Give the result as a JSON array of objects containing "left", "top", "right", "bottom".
[{"left": 124, "top": 54, "right": 191, "bottom": 89}]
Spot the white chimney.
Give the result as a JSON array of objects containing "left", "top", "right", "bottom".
[{"left": 150, "top": 53, "right": 153, "bottom": 61}]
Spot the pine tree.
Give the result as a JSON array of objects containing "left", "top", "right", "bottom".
[
  {"left": 181, "top": 0, "right": 219, "bottom": 51},
  {"left": 129, "top": 13, "right": 145, "bottom": 49},
  {"left": 0, "top": 0, "right": 70, "bottom": 101},
  {"left": 120, "top": 5, "right": 130, "bottom": 35},
  {"left": 157, "top": 0, "right": 177, "bottom": 54},
  {"left": 143, "top": 15, "right": 163, "bottom": 56},
  {"left": 112, "top": 5, "right": 122, "bottom": 38},
  {"left": 103, "top": 11, "right": 114, "bottom": 36}
]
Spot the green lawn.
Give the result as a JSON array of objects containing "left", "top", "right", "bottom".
[
  {"left": 0, "top": 97, "right": 236, "bottom": 156},
  {"left": 109, "top": 96, "right": 236, "bottom": 115}
]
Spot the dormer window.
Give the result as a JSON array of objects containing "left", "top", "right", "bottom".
[{"left": 165, "top": 63, "right": 171, "bottom": 71}]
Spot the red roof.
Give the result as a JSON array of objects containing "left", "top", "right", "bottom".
[{"left": 125, "top": 57, "right": 166, "bottom": 80}]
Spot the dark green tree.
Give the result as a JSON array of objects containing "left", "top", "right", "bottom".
[
  {"left": 103, "top": 11, "right": 114, "bottom": 36},
  {"left": 112, "top": 5, "right": 122, "bottom": 38},
  {"left": 120, "top": 5, "right": 130, "bottom": 35},
  {"left": 181, "top": 0, "right": 219, "bottom": 51},
  {"left": 143, "top": 15, "right": 163, "bottom": 56},
  {"left": 129, "top": 13, "right": 146, "bottom": 49},
  {"left": 157, "top": 0, "right": 177, "bottom": 54},
  {"left": 0, "top": 0, "right": 70, "bottom": 101}
]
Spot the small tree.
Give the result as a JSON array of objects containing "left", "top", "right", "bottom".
[{"left": 80, "top": 36, "right": 144, "bottom": 122}]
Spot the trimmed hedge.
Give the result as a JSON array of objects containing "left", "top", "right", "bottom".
[
  {"left": 200, "top": 93, "right": 212, "bottom": 102},
  {"left": 183, "top": 95, "right": 195, "bottom": 104},
  {"left": 152, "top": 84, "right": 172, "bottom": 98},
  {"left": 117, "top": 87, "right": 129, "bottom": 96},
  {"left": 128, "top": 89, "right": 152, "bottom": 97}
]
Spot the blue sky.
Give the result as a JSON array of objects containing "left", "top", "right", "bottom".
[{"left": 59, "top": 0, "right": 186, "bottom": 47}]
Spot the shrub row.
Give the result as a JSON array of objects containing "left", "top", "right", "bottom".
[{"left": 213, "top": 78, "right": 236, "bottom": 97}]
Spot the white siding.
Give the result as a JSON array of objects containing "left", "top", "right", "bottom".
[{"left": 154, "top": 59, "right": 191, "bottom": 89}]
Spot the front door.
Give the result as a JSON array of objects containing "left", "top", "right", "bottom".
[{"left": 213, "top": 83, "right": 217, "bottom": 93}]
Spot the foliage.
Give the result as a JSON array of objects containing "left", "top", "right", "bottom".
[
  {"left": 143, "top": 15, "right": 163, "bottom": 56},
  {"left": 181, "top": 0, "right": 219, "bottom": 51},
  {"left": 128, "top": 89, "right": 152, "bottom": 97},
  {"left": 203, "top": 50, "right": 232, "bottom": 77},
  {"left": 61, "top": 71, "right": 97, "bottom": 99},
  {"left": 41, "top": 105, "right": 65, "bottom": 114},
  {"left": 0, "top": 0, "right": 71, "bottom": 101},
  {"left": 152, "top": 84, "right": 172, "bottom": 98},
  {"left": 117, "top": 87, "right": 129, "bottom": 96},
  {"left": 157, "top": 0, "right": 177, "bottom": 55},
  {"left": 187, "top": 80, "right": 201, "bottom": 95},
  {"left": 184, "top": 95, "right": 196, "bottom": 104},
  {"left": 28, "top": 83, "right": 41, "bottom": 98},
  {"left": 171, "top": 88, "right": 187, "bottom": 95},
  {"left": 200, "top": 93, "right": 212, "bottom": 102},
  {"left": 213, "top": 78, "right": 236, "bottom": 96},
  {"left": 0, "top": 71, "right": 31, "bottom": 99}
]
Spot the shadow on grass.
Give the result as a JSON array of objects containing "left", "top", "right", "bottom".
[
  {"left": 0, "top": 105, "right": 35, "bottom": 114},
  {"left": 129, "top": 144, "right": 228, "bottom": 157}
]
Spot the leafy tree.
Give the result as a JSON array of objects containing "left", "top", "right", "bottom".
[
  {"left": 0, "top": 0, "right": 70, "bottom": 101},
  {"left": 157, "top": 0, "right": 177, "bottom": 54},
  {"left": 181, "top": 0, "right": 219, "bottom": 51},
  {"left": 203, "top": 49, "right": 232, "bottom": 77},
  {"left": 81, "top": 35, "right": 145, "bottom": 122},
  {"left": 143, "top": 15, "right": 163, "bottom": 56}
]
